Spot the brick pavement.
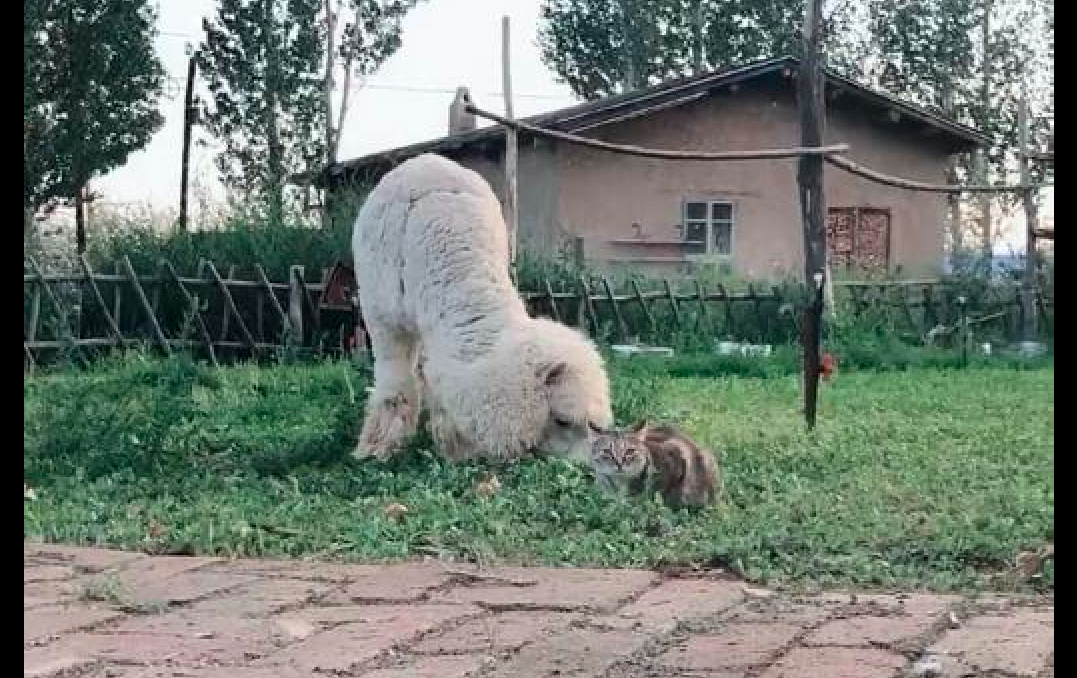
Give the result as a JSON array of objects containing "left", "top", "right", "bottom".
[{"left": 24, "top": 543, "right": 1053, "bottom": 678}]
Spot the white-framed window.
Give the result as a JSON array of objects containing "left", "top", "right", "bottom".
[{"left": 682, "top": 200, "right": 734, "bottom": 256}]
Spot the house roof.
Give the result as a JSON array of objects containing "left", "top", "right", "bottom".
[{"left": 322, "top": 56, "right": 989, "bottom": 188}]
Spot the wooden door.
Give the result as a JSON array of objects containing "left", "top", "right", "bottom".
[{"left": 827, "top": 207, "right": 891, "bottom": 271}]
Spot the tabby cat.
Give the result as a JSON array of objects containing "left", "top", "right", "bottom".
[{"left": 590, "top": 420, "right": 722, "bottom": 508}]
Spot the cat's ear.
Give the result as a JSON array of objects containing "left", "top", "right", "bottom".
[
  {"left": 538, "top": 361, "right": 568, "bottom": 387},
  {"left": 630, "top": 419, "right": 649, "bottom": 434}
]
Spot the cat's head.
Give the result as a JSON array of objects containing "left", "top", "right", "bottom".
[{"left": 590, "top": 422, "right": 649, "bottom": 478}]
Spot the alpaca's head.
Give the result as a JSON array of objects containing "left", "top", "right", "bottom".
[{"left": 458, "top": 318, "right": 612, "bottom": 462}]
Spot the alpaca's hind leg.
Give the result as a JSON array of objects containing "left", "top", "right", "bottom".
[{"left": 355, "top": 327, "right": 420, "bottom": 460}]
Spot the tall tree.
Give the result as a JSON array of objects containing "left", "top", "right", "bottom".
[
  {"left": 866, "top": 0, "right": 1053, "bottom": 255},
  {"left": 199, "top": 0, "right": 326, "bottom": 225},
  {"left": 326, "top": 0, "right": 420, "bottom": 165},
  {"left": 199, "top": 0, "right": 421, "bottom": 224},
  {"left": 23, "top": 0, "right": 166, "bottom": 251},
  {"left": 537, "top": 0, "right": 866, "bottom": 100}
]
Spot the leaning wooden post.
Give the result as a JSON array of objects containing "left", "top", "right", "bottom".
[
  {"left": 631, "top": 279, "right": 655, "bottom": 333},
  {"left": 78, "top": 255, "right": 124, "bottom": 346},
  {"left": 543, "top": 277, "right": 562, "bottom": 322},
  {"left": 205, "top": 261, "right": 257, "bottom": 352},
  {"left": 27, "top": 258, "right": 81, "bottom": 357},
  {"left": 121, "top": 255, "right": 172, "bottom": 356},
  {"left": 161, "top": 260, "right": 219, "bottom": 367},
  {"left": 502, "top": 15, "right": 519, "bottom": 273},
  {"left": 27, "top": 277, "right": 42, "bottom": 345},
  {"left": 255, "top": 264, "right": 292, "bottom": 338},
  {"left": 601, "top": 276, "right": 629, "bottom": 341},
  {"left": 797, "top": 0, "right": 827, "bottom": 429}
]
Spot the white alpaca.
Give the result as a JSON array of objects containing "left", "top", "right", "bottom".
[{"left": 352, "top": 153, "right": 613, "bottom": 462}]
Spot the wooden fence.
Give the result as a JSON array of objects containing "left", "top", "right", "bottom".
[{"left": 24, "top": 257, "right": 1053, "bottom": 370}]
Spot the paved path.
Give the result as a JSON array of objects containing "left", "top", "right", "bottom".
[{"left": 25, "top": 544, "right": 1053, "bottom": 678}]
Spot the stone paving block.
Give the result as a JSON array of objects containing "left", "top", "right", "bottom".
[
  {"left": 24, "top": 579, "right": 83, "bottom": 610},
  {"left": 759, "top": 646, "right": 908, "bottom": 678},
  {"left": 413, "top": 610, "right": 579, "bottom": 653},
  {"left": 259, "top": 604, "right": 479, "bottom": 673},
  {"left": 804, "top": 614, "right": 936, "bottom": 647},
  {"left": 719, "top": 598, "right": 835, "bottom": 625},
  {"left": 23, "top": 644, "right": 97, "bottom": 678},
  {"left": 657, "top": 623, "right": 802, "bottom": 670},
  {"left": 108, "top": 610, "right": 299, "bottom": 650},
  {"left": 206, "top": 558, "right": 392, "bottom": 582},
  {"left": 359, "top": 654, "right": 488, "bottom": 678},
  {"left": 111, "top": 668, "right": 321, "bottom": 678},
  {"left": 316, "top": 562, "right": 452, "bottom": 602},
  {"left": 110, "top": 569, "right": 249, "bottom": 606},
  {"left": 33, "top": 630, "right": 273, "bottom": 667},
  {"left": 25, "top": 544, "right": 146, "bottom": 573},
  {"left": 483, "top": 625, "right": 652, "bottom": 678},
  {"left": 929, "top": 609, "right": 1054, "bottom": 677},
  {"left": 24, "top": 564, "right": 77, "bottom": 583},
  {"left": 613, "top": 578, "right": 745, "bottom": 633},
  {"left": 24, "top": 604, "right": 125, "bottom": 644},
  {"left": 433, "top": 567, "right": 658, "bottom": 612},
  {"left": 185, "top": 578, "right": 334, "bottom": 617}
]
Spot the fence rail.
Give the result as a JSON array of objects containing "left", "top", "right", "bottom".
[{"left": 24, "top": 257, "right": 1054, "bottom": 370}]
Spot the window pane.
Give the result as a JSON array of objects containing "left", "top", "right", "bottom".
[
  {"left": 683, "top": 221, "right": 707, "bottom": 254},
  {"left": 713, "top": 223, "right": 732, "bottom": 255},
  {"left": 684, "top": 202, "right": 707, "bottom": 220},
  {"left": 711, "top": 202, "right": 733, "bottom": 221}
]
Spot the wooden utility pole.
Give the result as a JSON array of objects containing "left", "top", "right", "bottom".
[
  {"left": 74, "top": 184, "right": 87, "bottom": 254},
  {"left": 179, "top": 54, "right": 198, "bottom": 231},
  {"left": 1017, "top": 84, "right": 1039, "bottom": 345},
  {"left": 502, "top": 15, "right": 519, "bottom": 270},
  {"left": 797, "top": 0, "right": 827, "bottom": 429},
  {"left": 977, "top": 0, "right": 993, "bottom": 259}
]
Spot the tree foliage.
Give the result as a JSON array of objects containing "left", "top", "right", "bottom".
[
  {"left": 537, "top": 0, "right": 865, "bottom": 100},
  {"left": 198, "top": 0, "right": 326, "bottom": 225},
  {"left": 198, "top": 0, "right": 421, "bottom": 223},
  {"left": 23, "top": 0, "right": 166, "bottom": 219}
]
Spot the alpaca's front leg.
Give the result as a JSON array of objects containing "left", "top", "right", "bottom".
[
  {"left": 355, "top": 328, "right": 420, "bottom": 460},
  {"left": 427, "top": 409, "right": 481, "bottom": 461}
]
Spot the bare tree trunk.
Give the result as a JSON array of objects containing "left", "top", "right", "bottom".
[
  {"left": 691, "top": 0, "right": 704, "bottom": 74},
  {"left": 74, "top": 185, "right": 87, "bottom": 255},
  {"left": 323, "top": 0, "right": 338, "bottom": 165},
  {"left": 332, "top": 2, "right": 361, "bottom": 165},
  {"left": 941, "top": 86, "right": 963, "bottom": 253},
  {"left": 978, "top": 0, "right": 993, "bottom": 259},
  {"left": 618, "top": 0, "right": 640, "bottom": 90},
  {"left": 263, "top": 3, "right": 285, "bottom": 225}
]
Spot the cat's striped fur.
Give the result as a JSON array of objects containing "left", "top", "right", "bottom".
[{"left": 590, "top": 420, "right": 721, "bottom": 508}]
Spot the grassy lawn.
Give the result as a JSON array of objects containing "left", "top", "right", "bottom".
[{"left": 24, "top": 353, "right": 1053, "bottom": 592}]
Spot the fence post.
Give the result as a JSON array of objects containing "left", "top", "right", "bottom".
[
  {"left": 573, "top": 235, "right": 585, "bottom": 269},
  {"left": 288, "top": 265, "right": 305, "bottom": 347}
]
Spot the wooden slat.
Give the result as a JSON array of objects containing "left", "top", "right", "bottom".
[{"left": 121, "top": 255, "right": 172, "bottom": 355}]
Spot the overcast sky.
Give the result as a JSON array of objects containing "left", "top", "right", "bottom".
[
  {"left": 94, "top": 0, "right": 576, "bottom": 210},
  {"left": 92, "top": 0, "right": 1045, "bottom": 252}
]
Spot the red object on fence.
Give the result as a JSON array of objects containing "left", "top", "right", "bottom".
[
  {"left": 320, "top": 261, "right": 358, "bottom": 312},
  {"left": 821, "top": 352, "right": 837, "bottom": 381}
]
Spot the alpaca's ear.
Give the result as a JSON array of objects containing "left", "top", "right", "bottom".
[
  {"left": 539, "top": 361, "right": 568, "bottom": 387},
  {"left": 630, "top": 419, "right": 649, "bottom": 434}
]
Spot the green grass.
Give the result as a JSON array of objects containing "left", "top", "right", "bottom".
[{"left": 24, "top": 352, "right": 1053, "bottom": 592}]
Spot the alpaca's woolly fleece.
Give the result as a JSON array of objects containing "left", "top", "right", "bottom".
[{"left": 352, "top": 153, "right": 613, "bottom": 461}]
